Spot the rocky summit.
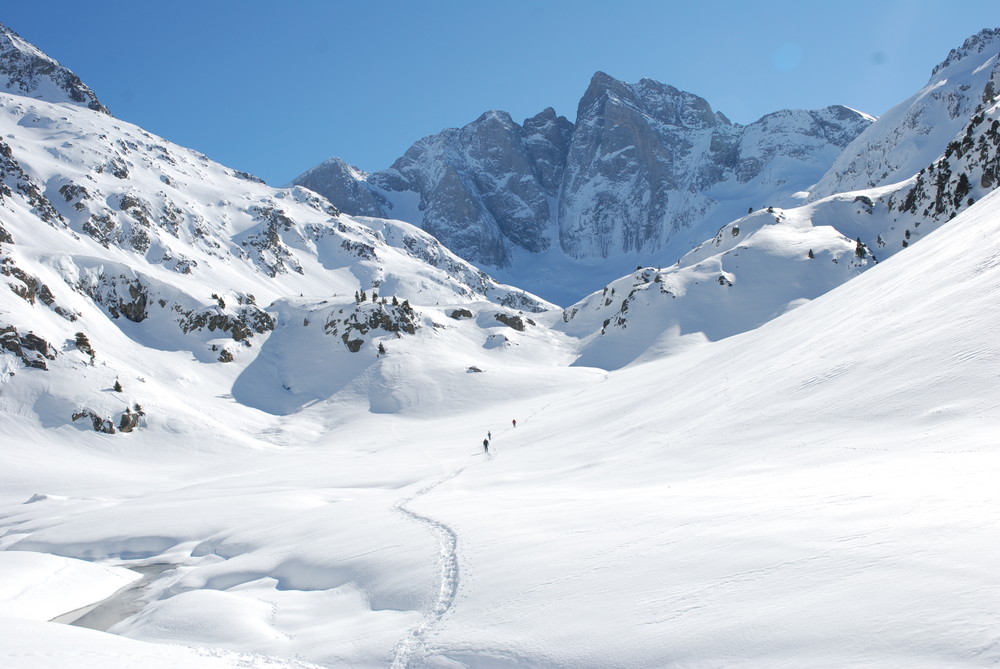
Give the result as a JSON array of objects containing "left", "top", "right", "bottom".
[{"left": 293, "top": 71, "right": 873, "bottom": 304}]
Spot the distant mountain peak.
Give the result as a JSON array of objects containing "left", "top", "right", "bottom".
[
  {"left": 0, "top": 22, "right": 110, "bottom": 114},
  {"left": 577, "top": 71, "right": 722, "bottom": 130},
  {"left": 294, "top": 70, "right": 873, "bottom": 304},
  {"left": 473, "top": 109, "right": 517, "bottom": 127}
]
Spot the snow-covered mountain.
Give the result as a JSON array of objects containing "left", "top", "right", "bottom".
[
  {"left": 3, "top": 21, "right": 1000, "bottom": 669},
  {"left": 809, "top": 27, "right": 1000, "bottom": 199},
  {"left": 293, "top": 73, "right": 873, "bottom": 305},
  {"left": 0, "top": 22, "right": 109, "bottom": 114},
  {"left": 554, "top": 29, "right": 1000, "bottom": 369},
  {"left": 6, "top": 129, "right": 1000, "bottom": 669},
  {"left": 559, "top": 87, "right": 1000, "bottom": 368},
  {"left": 0, "top": 25, "right": 555, "bottom": 428}
]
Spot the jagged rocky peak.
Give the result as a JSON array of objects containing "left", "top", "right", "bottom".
[
  {"left": 293, "top": 156, "right": 386, "bottom": 218},
  {"left": 522, "top": 107, "right": 574, "bottom": 193},
  {"left": 558, "top": 72, "right": 873, "bottom": 261},
  {"left": 738, "top": 106, "right": 874, "bottom": 160},
  {"left": 0, "top": 22, "right": 109, "bottom": 114},
  {"left": 578, "top": 71, "right": 724, "bottom": 130},
  {"left": 523, "top": 106, "right": 574, "bottom": 139},
  {"left": 366, "top": 105, "right": 571, "bottom": 267},
  {"left": 931, "top": 27, "right": 1000, "bottom": 78}
]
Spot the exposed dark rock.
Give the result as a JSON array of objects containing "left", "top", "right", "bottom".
[
  {"left": 59, "top": 183, "right": 91, "bottom": 210},
  {"left": 233, "top": 170, "right": 266, "bottom": 184},
  {"left": 240, "top": 206, "right": 303, "bottom": 277},
  {"left": 1, "top": 324, "right": 57, "bottom": 369},
  {"left": 494, "top": 312, "right": 526, "bottom": 331},
  {"left": 74, "top": 331, "right": 95, "bottom": 363},
  {"left": 324, "top": 300, "right": 420, "bottom": 352},
  {"left": 896, "top": 106, "right": 1000, "bottom": 226},
  {"left": 177, "top": 303, "right": 275, "bottom": 342},
  {"left": 72, "top": 409, "right": 116, "bottom": 434},
  {"left": 118, "top": 409, "right": 141, "bottom": 433},
  {"left": 0, "top": 139, "right": 66, "bottom": 226},
  {"left": 2, "top": 258, "right": 44, "bottom": 304}
]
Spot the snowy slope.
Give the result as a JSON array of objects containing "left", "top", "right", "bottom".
[
  {"left": 0, "top": 85, "right": 555, "bottom": 429},
  {"left": 2, "top": 180, "right": 998, "bottom": 669},
  {"left": 559, "top": 66, "right": 1000, "bottom": 370},
  {"left": 0, "top": 22, "right": 109, "bottom": 113},
  {"left": 2, "top": 21, "right": 999, "bottom": 669},
  {"left": 809, "top": 27, "right": 1000, "bottom": 199}
]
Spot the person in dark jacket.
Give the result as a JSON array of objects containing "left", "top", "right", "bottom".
[{"left": 483, "top": 438, "right": 490, "bottom": 453}]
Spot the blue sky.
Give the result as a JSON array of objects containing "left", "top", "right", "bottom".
[{"left": 4, "top": 1, "right": 998, "bottom": 185}]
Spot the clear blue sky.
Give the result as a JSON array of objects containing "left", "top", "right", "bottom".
[{"left": 4, "top": 1, "right": 998, "bottom": 185}]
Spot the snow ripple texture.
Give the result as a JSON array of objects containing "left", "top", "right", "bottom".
[{"left": 389, "top": 467, "right": 466, "bottom": 669}]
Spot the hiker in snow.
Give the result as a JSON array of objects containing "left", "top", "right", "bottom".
[
  {"left": 512, "top": 419, "right": 517, "bottom": 428},
  {"left": 488, "top": 431, "right": 492, "bottom": 440},
  {"left": 483, "top": 438, "right": 490, "bottom": 453}
]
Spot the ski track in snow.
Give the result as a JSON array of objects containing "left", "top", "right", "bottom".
[
  {"left": 387, "top": 375, "right": 608, "bottom": 668},
  {"left": 388, "top": 466, "right": 466, "bottom": 669}
]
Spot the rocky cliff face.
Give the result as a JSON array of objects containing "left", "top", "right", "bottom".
[
  {"left": 557, "top": 74, "right": 871, "bottom": 260},
  {"left": 293, "top": 72, "right": 872, "bottom": 302},
  {"left": 0, "top": 22, "right": 109, "bottom": 114},
  {"left": 361, "top": 107, "right": 573, "bottom": 269}
]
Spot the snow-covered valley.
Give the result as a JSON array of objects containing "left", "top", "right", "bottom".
[
  {"left": 5, "top": 186, "right": 1000, "bottom": 667},
  {"left": 2, "top": 20, "right": 1000, "bottom": 669}
]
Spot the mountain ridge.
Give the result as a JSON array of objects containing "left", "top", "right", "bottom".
[
  {"left": 0, "top": 22, "right": 109, "bottom": 114},
  {"left": 293, "top": 72, "right": 873, "bottom": 304}
]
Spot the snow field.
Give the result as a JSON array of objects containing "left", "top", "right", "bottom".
[
  {"left": 4, "top": 182, "right": 1000, "bottom": 665},
  {"left": 2, "top": 41, "right": 1000, "bottom": 667}
]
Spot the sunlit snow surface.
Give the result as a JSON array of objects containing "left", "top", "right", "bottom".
[
  {"left": 3, "top": 176, "right": 1000, "bottom": 669},
  {"left": 3, "top": 27, "right": 1000, "bottom": 667}
]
